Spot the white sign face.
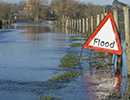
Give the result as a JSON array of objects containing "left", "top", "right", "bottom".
[
  {"left": 89, "top": 18, "right": 118, "bottom": 50},
  {"left": 83, "top": 12, "right": 122, "bottom": 55}
]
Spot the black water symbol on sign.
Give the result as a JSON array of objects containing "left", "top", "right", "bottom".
[{"left": 93, "top": 38, "right": 115, "bottom": 48}]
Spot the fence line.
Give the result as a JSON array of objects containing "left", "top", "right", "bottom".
[{"left": 55, "top": 1, "right": 130, "bottom": 75}]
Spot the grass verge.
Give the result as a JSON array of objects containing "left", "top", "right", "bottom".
[
  {"left": 59, "top": 53, "right": 79, "bottom": 68},
  {"left": 50, "top": 71, "right": 80, "bottom": 81},
  {"left": 40, "top": 96, "right": 61, "bottom": 100}
]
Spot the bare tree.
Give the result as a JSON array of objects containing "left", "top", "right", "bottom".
[
  {"left": 51, "top": 0, "right": 104, "bottom": 18},
  {"left": 0, "top": 1, "right": 12, "bottom": 19},
  {"left": 22, "top": 0, "right": 50, "bottom": 21},
  {"left": 51, "top": 0, "right": 80, "bottom": 17}
]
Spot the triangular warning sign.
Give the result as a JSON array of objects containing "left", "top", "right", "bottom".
[{"left": 83, "top": 12, "right": 122, "bottom": 55}]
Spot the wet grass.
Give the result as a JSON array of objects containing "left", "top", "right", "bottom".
[
  {"left": 43, "top": 35, "right": 82, "bottom": 96},
  {"left": 50, "top": 71, "right": 80, "bottom": 81},
  {"left": 69, "top": 43, "right": 81, "bottom": 47},
  {"left": 48, "top": 52, "right": 81, "bottom": 87},
  {"left": 92, "top": 61, "right": 106, "bottom": 69},
  {"left": 69, "top": 36, "right": 82, "bottom": 41},
  {"left": 90, "top": 52, "right": 112, "bottom": 69},
  {"left": 40, "top": 96, "right": 61, "bottom": 100},
  {"left": 59, "top": 53, "right": 79, "bottom": 68}
]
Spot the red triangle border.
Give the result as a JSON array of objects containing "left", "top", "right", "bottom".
[{"left": 83, "top": 12, "right": 122, "bottom": 55}]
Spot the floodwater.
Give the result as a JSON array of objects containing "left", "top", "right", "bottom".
[{"left": 0, "top": 22, "right": 91, "bottom": 100}]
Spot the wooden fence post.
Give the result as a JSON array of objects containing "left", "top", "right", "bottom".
[
  {"left": 101, "top": 13, "right": 104, "bottom": 20},
  {"left": 97, "top": 14, "right": 100, "bottom": 26},
  {"left": 70, "top": 18, "right": 72, "bottom": 29},
  {"left": 123, "top": 6, "right": 130, "bottom": 75},
  {"left": 82, "top": 18, "right": 85, "bottom": 33},
  {"left": 75, "top": 19, "right": 78, "bottom": 31},
  {"left": 62, "top": 15, "right": 65, "bottom": 27},
  {"left": 68, "top": 17, "right": 71, "bottom": 28},
  {"left": 73, "top": 19, "right": 76, "bottom": 30},
  {"left": 90, "top": 16, "right": 94, "bottom": 33},
  {"left": 112, "top": 8, "right": 119, "bottom": 71},
  {"left": 113, "top": 8, "right": 119, "bottom": 28},
  {"left": 71, "top": 18, "right": 73, "bottom": 29},
  {"left": 77, "top": 19, "right": 79, "bottom": 32},
  {"left": 86, "top": 18, "right": 89, "bottom": 33},
  {"left": 66, "top": 17, "right": 69, "bottom": 28},
  {"left": 79, "top": 19, "right": 82, "bottom": 32}
]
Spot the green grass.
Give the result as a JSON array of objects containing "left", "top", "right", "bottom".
[
  {"left": 40, "top": 96, "right": 61, "bottom": 100},
  {"left": 69, "top": 36, "right": 82, "bottom": 41},
  {"left": 59, "top": 53, "right": 79, "bottom": 68},
  {"left": 93, "top": 61, "right": 106, "bottom": 69},
  {"left": 69, "top": 43, "right": 81, "bottom": 47},
  {"left": 90, "top": 52, "right": 112, "bottom": 69},
  {"left": 50, "top": 71, "right": 80, "bottom": 81}
]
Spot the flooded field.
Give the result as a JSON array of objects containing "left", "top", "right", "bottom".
[
  {"left": 0, "top": 21, "right": 129, "bottom": 100},
  {"left": 0, "top": 22, "right": 92, "bottom": 100}
]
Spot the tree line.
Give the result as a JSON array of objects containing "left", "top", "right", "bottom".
[
  {"left": 0, "top": 0, "right": 105, "bottom": 21},
  {"left": 51, "top": 0, "right": 105, "bottom": 18}
]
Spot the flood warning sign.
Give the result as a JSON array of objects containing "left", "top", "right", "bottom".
[{"left": 83, "top": 12, "right": 122, "bottom": 55}]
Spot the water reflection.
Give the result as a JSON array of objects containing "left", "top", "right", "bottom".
[
  {"left": 20, "top": 25, "right": 51, "bottom": 41},
  {"left": 54, "top": 26, "right": 80, "bottom": 37}
]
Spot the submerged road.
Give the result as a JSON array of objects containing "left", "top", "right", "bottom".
[{"left": 0, "top": 22, "right": 94, "bottom": 100}]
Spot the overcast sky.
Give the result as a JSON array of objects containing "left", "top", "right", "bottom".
[
  {"left": 3, "top": 0, "right": 130, "bottom": 5},
  {"left": 81, "top": 0, "right": 130, "bottom": 5}
]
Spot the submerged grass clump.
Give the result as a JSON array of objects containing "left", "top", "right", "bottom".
[
  {"left": 92, "top": 61, "right": 106, "bottom": 69},
  {"left": 69, "top": 36, "right": 82, "bottom": 41},
  {"left": 50, "top": 71, "right": 80, "bottom": 81},
  {"left": 59, "top": 53, "right": 79, "bottom": 68},
  {"left": 69, "top": 43, "right": 81, "bottom": 47},
  {"left": 40, "top": 96, "right": 61, "bottom": 100}
]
